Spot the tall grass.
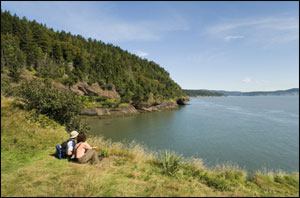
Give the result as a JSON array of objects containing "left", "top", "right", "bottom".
[
  {"left": 1, "top": 95, "right": 299, "bottom": 197},
  {"left": 159, "top": 150, "right": 183, "bottom": 176}
]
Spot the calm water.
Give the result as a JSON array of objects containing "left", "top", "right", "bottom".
[{"left": 85, "top": 96, "right": 299, "bottom": 174}]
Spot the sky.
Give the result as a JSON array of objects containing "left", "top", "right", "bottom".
[{"left": 2, "top": 1, "right": 299, "bottom": 91}]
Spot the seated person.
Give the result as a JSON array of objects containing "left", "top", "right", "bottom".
[
  {"left": 56, "top": 131, "right": 78, "bottom": 160},
  {"left": 74, "top": 132, "right": 99, "bottom": 165}
]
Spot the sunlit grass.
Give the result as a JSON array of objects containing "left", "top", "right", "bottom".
[{"left": 1, "top": 96, "right": 299, "bottom": 197}]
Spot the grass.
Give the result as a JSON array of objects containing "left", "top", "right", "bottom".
[
  {"left": 78, "top": 95, "right": 121, "bottom": 108},
  {"left": 1, "top": 95, "right": 299, "bottom": 197}
]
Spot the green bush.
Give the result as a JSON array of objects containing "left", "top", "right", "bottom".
[
  {"left": 26, "top": 109, "right": 60, "bottom": 129},
  {"left": 66, "top": 115, "right": 90, "bottom": 133},
  {"left": 1, "top": 77, "right": 11, "bottom": 95},
  {"left": 1, "top": 78, "right": 20, "bottom": 97},
  {"left": 159, "top": 150, "right": 183, "bottom": 176},
  {"left": 274, "top": 174, "right": 299, "bottom": 188},
  {"left": 204, "top": 175, "right": 232, "bottom": 191},
  {"left": 181, "top": 162, "right": 204, "bottom": 178},
  {"left": 98, "top": 149, "right": 109, "bottom": 157},
  {"left": 19, "top": 78, "right": 88, "bottom": 132}
]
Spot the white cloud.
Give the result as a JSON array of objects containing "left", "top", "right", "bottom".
[
  {"left": 242, "top": 77, "right": 252, "bottom": 83},
  {"left": 207, "top": 16, "right": 299, "bottom": 34},
  {"left": 224, "top": 35, "right": 244, "bottom": 41},
  {"left": 136, "top": 50, "right": 149, "bottom": 57},
  {"left": 206, "top": 15, "right": 299, "bottom": 45}
]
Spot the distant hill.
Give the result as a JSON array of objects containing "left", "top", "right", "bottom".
[
  {"left": 213, "top": 88, "right": 299, "bottom": 96},
  {"left": 183, "top": 89, "right": 225, "bottom": 97}
]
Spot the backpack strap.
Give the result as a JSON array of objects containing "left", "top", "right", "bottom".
[
  {"left": 65, "top": 138, "right": 74, "bottom": 151},
  {"left": 65, "top": 139, "right": 76, "bottom": 160},
  {"left": 74, "top": 142, "right": 83, "bottom": 158},
  {"left": 71, "top": 139, "right": 76, "bottom": 152}
]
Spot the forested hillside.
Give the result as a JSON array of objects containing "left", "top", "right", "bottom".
[
  {"left": 1, "top": 10, "right": 184, "bottom": 104},
  {"left": 183, "top": 89, "right": 225, "bottom": 97}
]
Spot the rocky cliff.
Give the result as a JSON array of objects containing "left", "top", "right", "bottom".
[{"left": 53, "top": 81, "right": 120, "bottom": 99}]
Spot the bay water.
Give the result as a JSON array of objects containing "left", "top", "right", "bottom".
[{"left": 85, "top": 96, "right": 299, "bottom": 174}]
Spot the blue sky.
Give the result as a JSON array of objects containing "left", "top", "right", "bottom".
[{"left": 2, "top": 1, "right": 299, "bottom": 91}]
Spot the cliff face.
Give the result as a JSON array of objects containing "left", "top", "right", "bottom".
[
  {"left": 176, "top": 97, "right": 189, "bottom": 105},
  {"left": 80, "top": 102, "right": 181, "bottom": 117},
  {"left": 80, "top": 97, "right": 189, "bottom": 117},
  {"left": 53, "top": 81, "right": 186, "bottom": 117},
  {"left": 81, "top": 105, "right": 139, "bottom": 116},
  {"left": 53, "top": 81, "right": 120, "bottom": 99},
  {"left": 57, "top": 81, "right": 188, "bottom": 116},
  {"left": 2, "top": 73, "right": 187, "bottom": 117}
]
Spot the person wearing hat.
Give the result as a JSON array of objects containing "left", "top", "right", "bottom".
[
  {"left": 67, "top": 131, "right": 79, "bottom": 159},
  {"left": 56, "top": 130, "right": 79, "bottom": 160}
]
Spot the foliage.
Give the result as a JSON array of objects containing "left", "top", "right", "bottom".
[
  {"left": 1, "top": 10, "right": 185, "bottom": 104},
  {"left": 183, "top": 89, "right": 225, "bottom": 97},
  {"left": 1, "top": 77, "right": 11, "bottom": 95},
  {"left": 159, "top": 150, "right": 183, "bottom": 176},
  {"left": 1, "top": 34, "right": 26, "bottom": 82},
  {"left": 26, "top": 109, "right": 60, "bottom": 129},
  {"left": 66, "top": 115, "right": 90, "bottom": 133},
  {"left": 79, "top": 95, "right": 119, "bottom": 108},
  {"left": 1, "top": 77, "right": 22, "bottom": 97},
  {"left": 1, "top": 96, "right": 299, "bottom": 197},
  {"left": 18, "top": 78, "right": 87, "bottom": 132}
]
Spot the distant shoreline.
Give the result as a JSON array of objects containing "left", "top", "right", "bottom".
[
  {"left": 189, "top": 95, "right": 298, "bottom": 97},
  {"left": 189, "top": 95, "right": 227, "bottom": 98},
  {"left": 184, "top": 88, "right": 299, "bottom": 97}
]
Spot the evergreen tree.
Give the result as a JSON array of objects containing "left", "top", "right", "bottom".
[
  {"left": 1, "top": 10, "right": 13, "bottom": 34},
  {"left": 19, "top": 17, "right": 34, "bottom": 66},
  {"left": 1, "top": 10, "right": 185, "bottom": 103},
  {"left": 52, "top": 42, "right": 62, "bottom": 60}
]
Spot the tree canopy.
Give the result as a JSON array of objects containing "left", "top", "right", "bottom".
[{"left": 1, "top": 10, "right": 185, "bottom": 103}]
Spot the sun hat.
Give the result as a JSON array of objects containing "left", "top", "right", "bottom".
[{"left": 70, "top": 131, "right": 79, "bottom": 138}]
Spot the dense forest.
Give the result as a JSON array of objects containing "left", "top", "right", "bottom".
[
  {"left": 183, "top": 89, "right": 225, "bottom": 97},
  {"left": 1, "top": 10, "right": 184, "bottom": 104}
]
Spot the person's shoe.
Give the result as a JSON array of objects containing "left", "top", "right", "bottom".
[
  {"left": 98, "top": 154, "right": 105, "bottom": 161},
  {"left": 98, "top": 156, "right": 104, "bottom": 161}
]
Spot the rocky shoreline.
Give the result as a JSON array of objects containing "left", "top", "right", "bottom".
[
  {"left": 80, "top": 100, "right": 184, "bottom": 117},
  {"left": 3, "top": 74, "right": 189, "bottom": 118},
  {"left": 81, "top": 98, "right": 189, "bottom": 117}
]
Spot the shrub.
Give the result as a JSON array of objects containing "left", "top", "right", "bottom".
[
  {"left": 204, "top": 175, "right": 232, "bottom": 191},
  {"left": 19, "top": 78, "right": 88, "bottom": 132},
  {"left": 159, "top": 150, "right": 183, "bottom": 176},
  {"left": 66, "top": 115, "right": 90, "bottom": 133},
  {"left": 274, "top": 174, "right": 299, "bottom": 188},
  {"left": 1, "top": 77, "right": 11, "bottom": 95},
  {"left": 181, "top": 162, "right": 205, "bottom": 178},
  {"left": 1, "top": 77, "right": 20, "bottom": 97},
  {"left": 26, "top": 109, "right": 60, "bottom": 129},
  {"left": 98, "top": 149, "right": 109, "bottom": 157}
]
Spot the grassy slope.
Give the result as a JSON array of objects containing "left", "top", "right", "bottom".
[{"left": 1, "top": 96, "right": 299, "bottom": 197}]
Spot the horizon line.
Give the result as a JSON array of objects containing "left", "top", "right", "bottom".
[{"left": 182, "top": 87, "right": 299, "bottom": 92}]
